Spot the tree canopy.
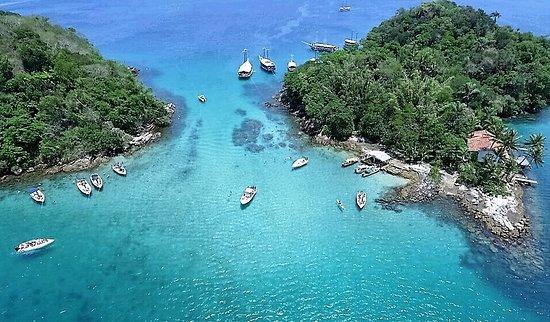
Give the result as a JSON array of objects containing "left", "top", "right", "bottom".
[
  {"left": 283, "top": 0, "right": 549, "bottom": 194},
  {"left": 0, "top": 12, "right": 169, "bottom": 175}
]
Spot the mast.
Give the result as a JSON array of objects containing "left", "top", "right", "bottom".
[{"left": 243, "top": 48, "right": 248, "bottom": 62}]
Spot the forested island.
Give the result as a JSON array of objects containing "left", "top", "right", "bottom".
[
  {"left": 283, "top": 0, "right": 549, "bottom": 195},
  {"left": 0, "top": 11, "right": 171, "bottom": 178}
]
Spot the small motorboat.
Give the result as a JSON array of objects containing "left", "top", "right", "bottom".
[
  {"left": 342, "top": 157, "right": 359, "bottom": 167},
  {"left": 90, "top": 173, "right": 104, "bottom": 190},
  {"left": 76, "top": 179, "right": 92, "bottom": 196},
  {"left": 15, "top": 238, "right": 55, "bottom": 253},
  {"left": 29, "top": 188, "right": 45, "bottom": 204},
  {"left": 238, "top": 49, "right": 253, "bottom": 78},
  {"left": 198, "top": 95, "right": 207, "bottom": 103},
  {"left": 292, "top": 157, "right": 309, "bottom": 169},
  {"left": 259, "top": 48, "right": 276, "bottom": 73},
  {"left": 287, "top": 55, "right": 297, "bottom": 72},
  {"left": 240, "top": 186, "right": 257, "bottom": 205},
  {"left": 339, "top": 4, "right": 351, "bottom": 12},
  {"left": 355, "top": 164, "right": 371, "bottom": 174},
  {"left": 356, "top": 191, "right": 367, "bottom": 210},
  {"left": 112, "top": 163, "right": 127, "bottom": 176},
  {"left": 336, "top": 199, "right": 345, "bottom": 211},
  {"left": 362, "top": 166, "right": 381, "bottom": 177}
]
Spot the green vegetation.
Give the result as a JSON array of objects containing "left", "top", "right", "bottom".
[
  {"left": 0, "top": 11, "right": 169, "bottom": 175},
  {"left": 283, "top": 1, "right": 549, "bottom": 194}
]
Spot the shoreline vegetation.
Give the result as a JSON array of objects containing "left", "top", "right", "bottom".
[
  {"left": 0, "top": 11, "right": 175, "bottom": 183},
  {"left": 279, "top": 0, "right": 549, "bottom": 254}
]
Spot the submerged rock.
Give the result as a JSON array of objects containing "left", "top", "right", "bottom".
[{"left": 232, "top": 118, "right": 265, "bottom": 153}]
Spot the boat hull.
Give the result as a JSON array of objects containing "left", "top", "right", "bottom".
[{"left": 15, "top": 238, "right": 55, "bottom": 253}]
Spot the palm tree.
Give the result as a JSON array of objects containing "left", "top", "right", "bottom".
[
  {"left": 497, "top": 129, "right": 520, "bottom": 158},
  {"left": 519, "top": 133, "right": 546, "bottom": 168}
]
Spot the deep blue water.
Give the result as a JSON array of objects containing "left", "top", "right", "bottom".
[{"left": 0, "top": 0, "right": 549, "bottom": 320}]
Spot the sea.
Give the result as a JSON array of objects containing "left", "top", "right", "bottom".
[{"left": 0, "top": 0, "right": 549, "bottom": 320}]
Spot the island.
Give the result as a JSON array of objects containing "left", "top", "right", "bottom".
[
  {"left": 282, "top": 1, "right": 550, "bottom": 241},
  {"left": 0, "top": 11, "right": 174, "bottom": 180}
]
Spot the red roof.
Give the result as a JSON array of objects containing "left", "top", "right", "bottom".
[{"left": 467, "top": 130, "right": 499, "bottom": 152}]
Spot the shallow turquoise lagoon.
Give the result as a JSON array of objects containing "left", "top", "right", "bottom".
[{"left": 1, "top": 0, "right": 549, "bottom": 320}]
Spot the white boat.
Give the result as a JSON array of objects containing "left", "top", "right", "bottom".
[
  {"left": 76, "top": 179, "right": 92, "bottom": 196},
  {"left": 292, "top": 157, "right": 309, "bottom": 169},
  {"left": 303, "top": 41, "right": 338, "bottom": 52},
  {"left": 339, "top": 4, "right": 351, "bottom": 12},
  {"left": 112, "top": 163, "right": 127, "bottom": 176},
  {"left": 287, "top": 55, "right": 297, "bottom": 72},
  {"left": 238, "top": 49, "right": 253, "bottom": 78},
  {"left": 355, "top": 164, "right": 371, "bottom": 174},
  {"left": 342, "top": 157, "right": 359, "bottom": 167},
  {"left": 15, "top": 238, "right": 54, "bottom": 253},
  {"left": 198, "top": 94, "right": 206, "bottom": 103},
  {"left": 356, "top": 191, "right": 367, "bottom": 210},
  {"left": 29, "top": 188, "right": 45, "bottom": 204},
  {"left": 336, "top": 199, "right": 345, "bottom": 211},
  {"left": 240, "top": 186, "right": 257, "bottom": 205},
  {"left": 90, "top": 173, "right": 103, "bottom": 190},
  {"left": 259, "top": 48, "right": 276, "bottom": 72}
]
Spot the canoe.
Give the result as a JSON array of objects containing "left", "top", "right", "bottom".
[
  {"left": 112, "top": 163, "right": 127, "bottom": 176},
  {"left": 240, "top": 186, "right": 257, "bottom": 205},
  {"left": 29, "top": 188, "right": 45, "bottom": 204},
  {"left": 90, "top": 173, "right": 103, "bottom": 190},
  {"left": 342, "top": 157, "right": 359, "bottom": 167},
  {"left": 336, "top": 198, "right": 345, "bottom": 211},
  {"left": 292, "top": 157, "right": 309, "bottom": 169},
  {"left": 76, "top": 179, "right": 92, "bottom": 196},
  {"left": 356, "top": 191, "right": 367, "bottom": 210},
  {"left": 15, "top": 238, "right": 54, "bottom": 253}
]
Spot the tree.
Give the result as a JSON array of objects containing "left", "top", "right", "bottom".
[{"left": 490, "top": 11, "right": 501, "bottom": 23}]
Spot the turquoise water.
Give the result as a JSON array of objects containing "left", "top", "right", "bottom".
[{"left": 1, "top": 0, "right": 549, "bottom": 320}]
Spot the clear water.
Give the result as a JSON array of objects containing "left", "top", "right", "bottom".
[{"left": 0, "top": 0, "right": 549, "bottom": 320}]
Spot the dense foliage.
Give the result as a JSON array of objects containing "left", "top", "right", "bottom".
[
  {"left": 0, "top": 12, "right": 169, "bottom": 175},
  {"left": 284, "top": 1, "right": 549, "bottom": 194}
]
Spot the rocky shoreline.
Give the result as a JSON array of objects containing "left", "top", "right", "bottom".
[
  {"left": 0, "top": 103, "right": 176, "bottom": 185},
  {"left": 269, "top": 89, "right": 536, "bottom": 243}
]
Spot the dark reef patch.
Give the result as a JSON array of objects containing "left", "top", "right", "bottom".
[
  {"left": 232, "top": 118, "right": 265, "bottom": 153},
  {"left": 235, "top": 108, "right": 247, "bottom": 116},
  {"left": 262, "top": 133, "right": 274, "bottom": 142}
]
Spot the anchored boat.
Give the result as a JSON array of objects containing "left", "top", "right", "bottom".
[
  {"left": 15, "top": 238, "right": 54, "bottom": 253},
  {"left": 287, "top": 54, "right": 297, "bottom": 72},
  {"left": 336, "top": 199, "right": 345, "bottom": 211},
  {"left": 303, "top": 41, "right": 338, "bottom": 53},
  {"left": 198, "top": 94, "right": 206, "bottom": 103},
  {"left": 342, "top": 157, "right": 359, "bottom": 167},
  {"left": 259, "top": 48, "right": 276, "bottom": 72},
  {"left": 112, "top": 163, "right": 127, "bottom": 176},
  {"left": 292, "top": 156, "right": 309, "bottom": 169},
  {"left": 238, "top": 49, "right": 253, "bottom": 78},
  {"left": 76, "top": 178, "right": 92, "bottom": 196},
  {"left": 339, "top": 4, "right": 351, "bottom": 12},
  {"left": 344, "top": 32, "right": 359, "bottom": 49},
  {"left": 356, "top": 191, "right": 367, "bottom": 210},
  {"left": 29, "top": 188, "right": 45, "bottom": 204},
  {"left": 90, "top": 173, "right": 104, "bottom": 190},
  {"left": 240, "top": 186, "right": 257, "bottom": 205}
]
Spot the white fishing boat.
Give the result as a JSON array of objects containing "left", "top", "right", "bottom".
[
  {"left": 198, "top": 94, "right": 206, "bottom": 103},
  {"left": 339, "top": 4, "right": 351, "bottom": 12},
  {"left": 259, "top": 48, "right": 276, "bottom": 72},
  {"left": 76, "top": 179, "right": 92, "bottom": 196},
  {"left": 336, "top": 199, "right": 345, "bottom": 211},
  {"left": 292, "top": 156, "right": 309, "bottom": 169},
  {"left": 90, "top": 173, "right": 103, "bottom": 190},
  {"left": 14, "top": 238, "right": 55, "bottom": 253},
  {"left": 240, "top": 186, "right": 257, "bottom": 205},
  {"left": 238, "top": 49, "right": 253, "bottom": 78},
  {"left": 356, "top": 191, "right": 367, "bottom": 210},
  {"left": 29, "top": 188, "right": 45, "bottom": 204},
  {"left": 112, "top": 163, "right": 127, "bottom": 176},
  {"left": 287, "top": 55, "right": 297, "bottom": 72},
  {"left": 342, "top": 157, "right": 359, "bottom": 167}
]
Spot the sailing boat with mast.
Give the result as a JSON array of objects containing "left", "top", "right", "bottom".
[
  {"left": 344, "top": 32, "right": 359, "bottom": 49},
  {"left": 237, "top": 49, "right": 253, "bottom": 79},
  {"left": 259, "top": 47, "right": 276, "bottom": 73}
]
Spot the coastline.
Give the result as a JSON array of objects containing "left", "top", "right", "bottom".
[
  {"left": 270, "top": 89, "right": 537, "bottom": 246},
  {"left": 0, "top": 103, "right": 176, "bottom": 185}
]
